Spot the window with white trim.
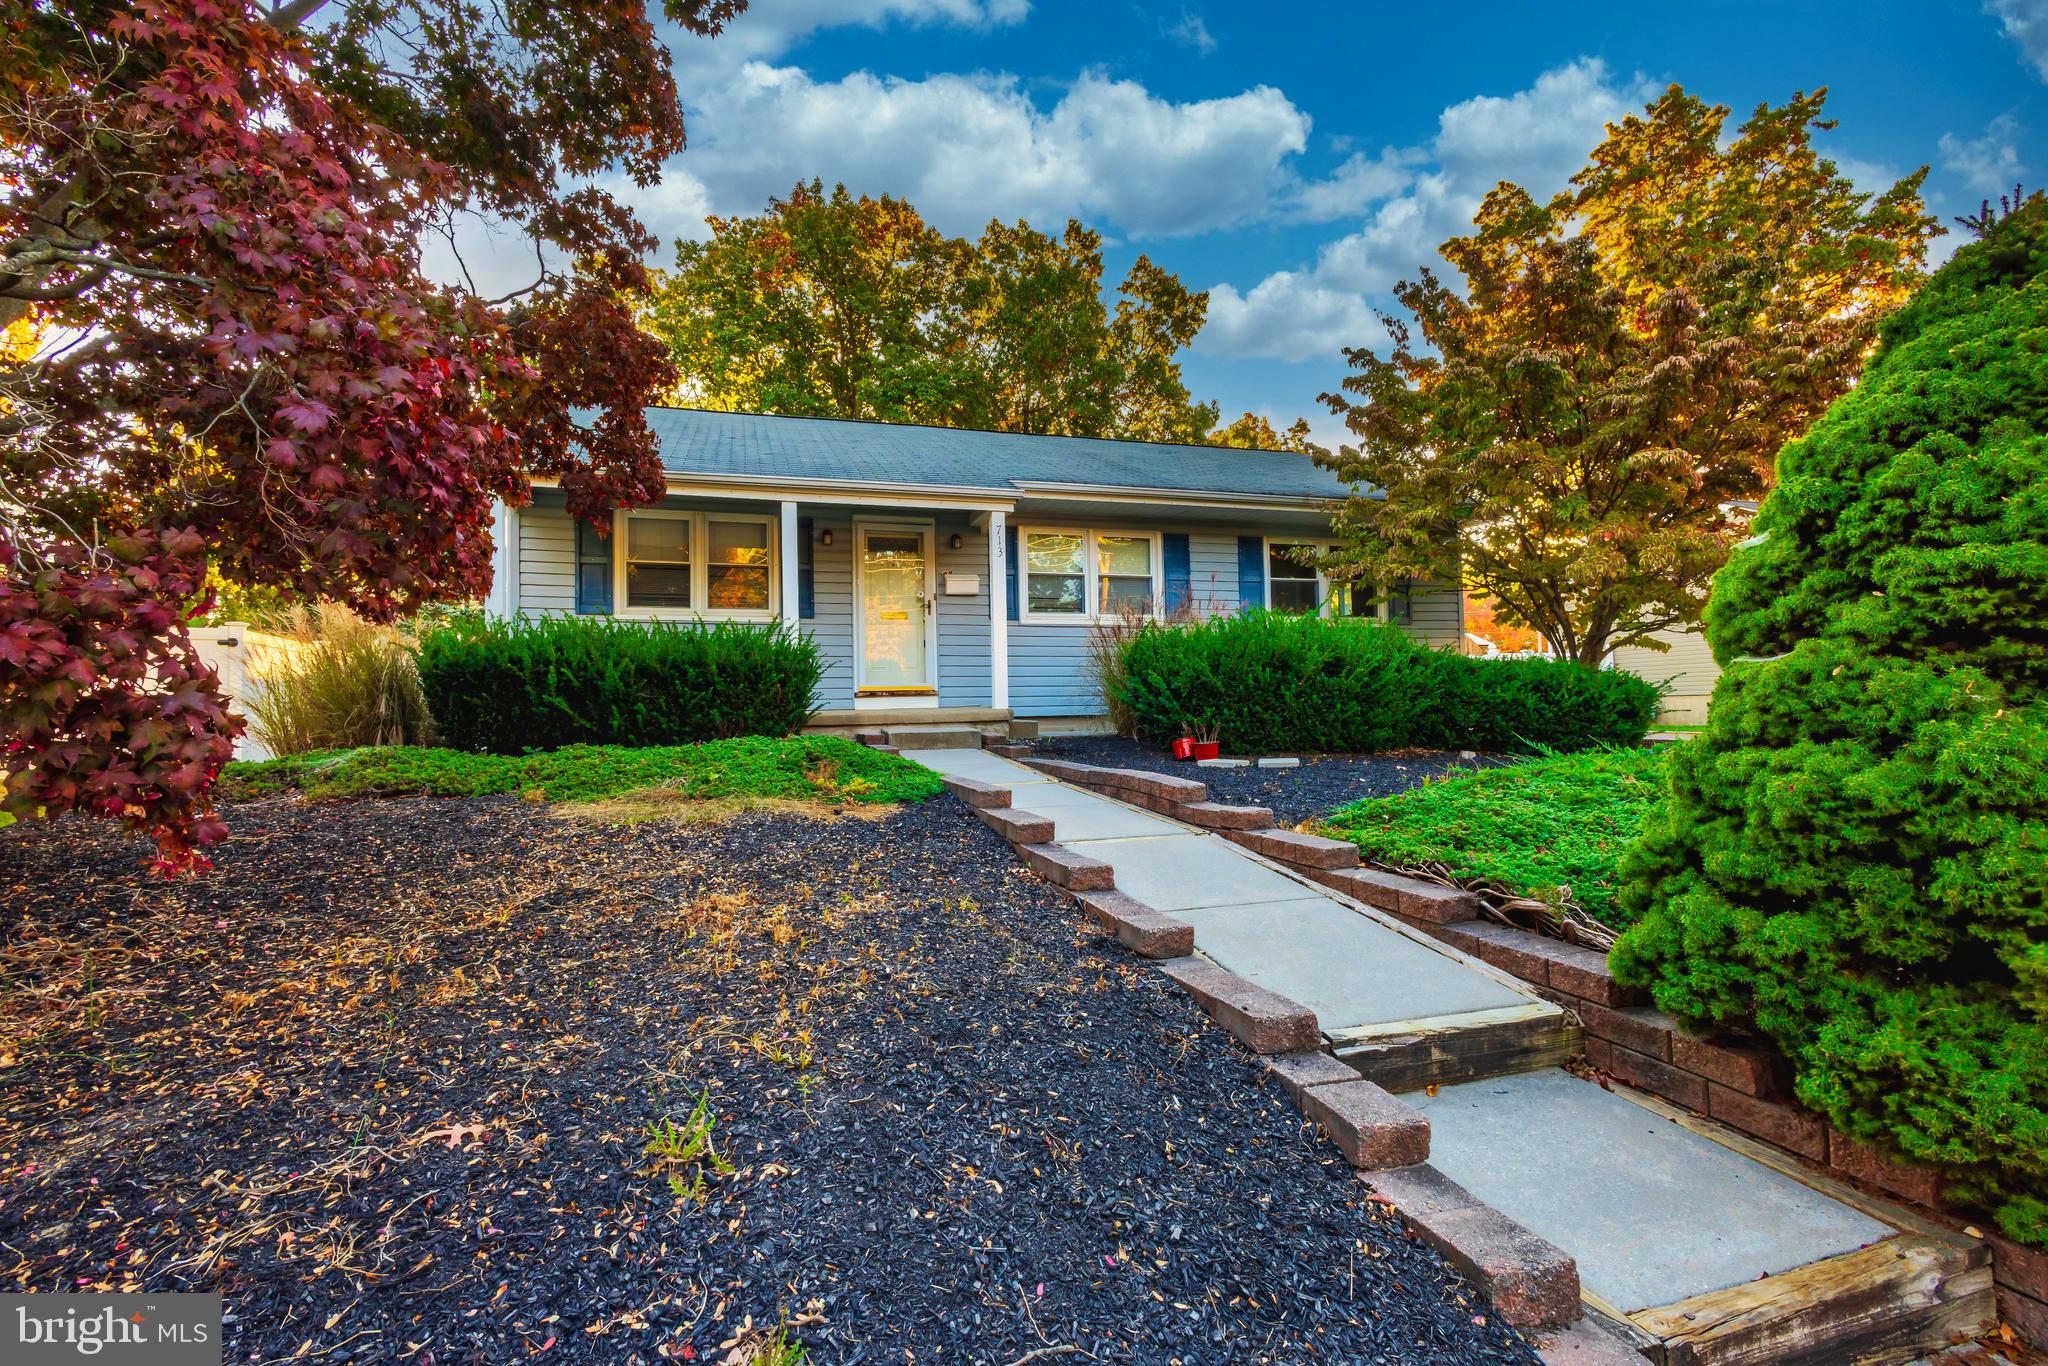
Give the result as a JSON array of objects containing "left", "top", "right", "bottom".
[
  {"left": 625, "top": 511, "right": 692, "bottom": 610},
  {"left": 1267, "top": 542, "right": 1321, "bottom": 614},
  {"left": 705, "top": 518, "right": 771, "bottom": 611},
  {"left": 1096, "top": 534, "right": 1155, "bottom": 615},
  {"left": 1266, "top": 538, "right": 1396, "bottom": 622},
  {"left": 1021, "top": 528, "right": 1160, "bottom": 622},
  {"left": 617, "top": 510, "right": 776, "bottom": 618}
]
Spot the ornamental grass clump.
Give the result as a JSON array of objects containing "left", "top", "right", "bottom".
[
  {"left": 242, "top": 605, "right": 432, "bottom": 755},
  {"left": 1611, "top": 198, "right": 2048, "bottom": 1245}
]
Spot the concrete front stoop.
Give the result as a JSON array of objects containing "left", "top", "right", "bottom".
[{"left": 907, "top": 748, "right": 2000, "bottom": 1362}]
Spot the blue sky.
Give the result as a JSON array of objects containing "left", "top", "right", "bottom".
[{"left": 585, "top": 0, "right": 2048, "bottom": 446}]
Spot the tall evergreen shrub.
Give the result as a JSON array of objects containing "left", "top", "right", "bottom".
[
  {"left": 1611, "top": 203, "right": 2048, "bottom": 1243},
  {"left": 416, "top": 614, "right": 824, "bottom": 753}
]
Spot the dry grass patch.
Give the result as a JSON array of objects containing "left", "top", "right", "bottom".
[{"left": 557, "top": 789, "right": 904, "bottom": 828}]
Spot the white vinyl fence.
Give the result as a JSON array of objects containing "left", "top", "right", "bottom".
[{"left": 189, "top": 623, "right": 307, "bottom": 761}]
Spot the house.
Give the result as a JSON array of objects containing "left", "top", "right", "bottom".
[
  {"left": 486, "top": 408, "right": 1466, "bottom": 732},
  {"left": 1604, "top": 501, "right": 1759, "bottom": 726},
  {"left": 1608, "top": 628, "right": 1718, "bottom": 725}
]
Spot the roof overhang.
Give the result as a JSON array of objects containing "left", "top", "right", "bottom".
[
  {"left": 666, "top": 471, "right": 1018, "bottom": 510},
  {"left": 1006, "top": 479, "right": 1349, "bottom": 513}
]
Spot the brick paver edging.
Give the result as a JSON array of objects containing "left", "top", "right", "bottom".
[
  {"left": 925, "top": 773, "right": 1592, "bottom": 1333},
  {"left": 1341, "top": 864, "right": 2047, "bottom": 1345},
  {"left": 1015, "top": 756, "right": 1279, "bottom": 831},
  {"left": 1365, "top": 1163, "right": 1583, "bottom": 1329}
]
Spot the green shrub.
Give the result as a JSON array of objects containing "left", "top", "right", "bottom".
[
  {"left": 1611, "top": 202, "right": 2048, "bottom": 1245},
  {"left": 220, "top": 736, "right": 943, "bottom": 806},
  {"left": 1441, "top": 654, "right": 1662, "bottom": 755},
  {"left": 243, "top": 606, "right": 432, "bottom": 755},
  {"left": 1321, "top": 747, "right": 1668, "bottom": 928},
  {"left": 1108, "top": 611, "right": 1656, "bottom": 754},
  {"left": 416, "top": 614, "right": 824, "bottom": 754}
]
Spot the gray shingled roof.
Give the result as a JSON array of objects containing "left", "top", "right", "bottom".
[{"left": 641, "top": 407, "right": 1357, "bottom": 501}]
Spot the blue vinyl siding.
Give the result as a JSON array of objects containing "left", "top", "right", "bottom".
[{"left": 934, "top": 513, "right": 993, "bottom": 708}]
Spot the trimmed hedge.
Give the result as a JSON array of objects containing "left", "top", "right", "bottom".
[
  {"left": 1108, "top": 611, "right": 1656, "bottom": 754},
  {"left": 416, "top": 614, "right": 824, "bottom": 754},
  {"left": 1612, "top": 203, "right": 2048, "bottom": 1245}
]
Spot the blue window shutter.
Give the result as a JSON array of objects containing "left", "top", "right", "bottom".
[
  {"left": 1236, "top": 535, "right": 1264, "bottom": 612},
  {"left": 575, "top": 517, "right": 613, "bottom": 615},
  {"left": 1162, "top": 533, "right": 1191, "bottom": 615},
  {"left": 797, "top": 517, "right": 815, "bottom": 619},
  {"left": 1388, "top": 576, "right": 1413, "bottom": 626},
  {"left": 1005, "top": 522, "right": 1019, "bottom": 621}
]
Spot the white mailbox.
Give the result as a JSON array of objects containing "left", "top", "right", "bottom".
[{"left": 941, "top": 572, "right": 981, "bottom": 596}]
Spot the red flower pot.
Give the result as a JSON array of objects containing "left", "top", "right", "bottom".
[
  {"left": 1171, "top": 737, "right": 1197, "bottom": 760},
  {"left": 1193, "top": 741, "right": 1221, "bottom": 761}
]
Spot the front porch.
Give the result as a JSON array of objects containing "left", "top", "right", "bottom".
[{"left": 495, "top": 485, "right": 1018, "bottom": 720}]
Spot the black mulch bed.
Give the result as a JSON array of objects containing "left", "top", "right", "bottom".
[
  {"left": 1024, "top": 736, "right": 1515, "bottom": 826},
  {"left": 0, "top": 795, "right": 1538, "bottom": 1365}
]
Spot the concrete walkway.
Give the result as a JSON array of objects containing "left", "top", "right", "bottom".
[
  {"left": 913, "top": 746, "right": 1540, "bottom": 1038},
  {"left": 1415, "top": 1068, "right": 1891, "bottom": 1312},
  {"left": 912, "top": 744, "right": 1946, "bottom": 1345}
]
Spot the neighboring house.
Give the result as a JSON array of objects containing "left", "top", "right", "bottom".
[
  {"left": 1608, "top": 628, "right": 1719, "bottom": 725},
  {"left": 487, "top": 408, "right": 1465, "bottom": 732},
  {"left": 1605, "top": 502, "right": 1757, "bottom": 726}
]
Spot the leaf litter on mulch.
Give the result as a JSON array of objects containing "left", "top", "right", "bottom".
[{"left": 1, "top": 792, "right": 1538, "bottom": 1364}]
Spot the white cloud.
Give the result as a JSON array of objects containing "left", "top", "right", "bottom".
[
  {"left": 1203, "top": 271, "right": 1384, "bottom": 364},
  {"left": 1939, "top": 114, "right": 2026, "bottom": 195},
  {"left": 1987, "top": 0, "right": 2048, "bottom": 80},
  {"left": 1286, "top": 145, "right": 1424, "bottom": 223},
  {"left": 1164, "top": 10, "right": 1216, "bottom": 54},
  {"left": 1195, "top": 58, "right": 1656, "bottom": 362},
  {"left": 649, "top": 65, "right": 1310, "bottom": 241},
  {"left": 673, "top": 0, "right": 1029, "bottom": 71}
]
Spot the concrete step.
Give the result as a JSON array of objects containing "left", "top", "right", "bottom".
[
  {"left": 1412, "top": 1068, "right": 1995, "bottom": 1365},
  {"left": 882, "top": 726, "right": 986, "bottom": 751},
  {"left": 1334, "top": 1004, "right": 1582, "bottom": 1094}
]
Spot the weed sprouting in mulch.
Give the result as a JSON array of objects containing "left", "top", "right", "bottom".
[{"left": 1, "top": 792, "right": 1538, "bottom": 1364}]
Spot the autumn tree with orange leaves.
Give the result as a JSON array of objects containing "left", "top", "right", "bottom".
[{"left": 1320, "top": 87, "right": 1939, "bottom": 665}]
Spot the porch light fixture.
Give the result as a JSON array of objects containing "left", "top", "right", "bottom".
[
  {"left": 949, "top": 533, "right": 964, "bottom": 549},
  {"left": 820, "top": 528, "right": 834, "bottom": 546}
]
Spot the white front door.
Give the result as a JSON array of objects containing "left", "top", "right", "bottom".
[{"left": 856, "top": 523, "right": 933, "bottom": 692}]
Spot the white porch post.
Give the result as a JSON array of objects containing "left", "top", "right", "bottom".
[
  {"left": 990, "top": 509, "right": 1009, "bottom": 710},
  {"left": 486, "top": 497, "right": 518, "bottom": 619},
  {"left": 779, "top": 500, "right": 801, "bottom": 625}
]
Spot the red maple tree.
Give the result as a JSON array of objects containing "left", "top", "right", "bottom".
[{"left": 1, "top": 0, "right": 742, "bottom": 870}]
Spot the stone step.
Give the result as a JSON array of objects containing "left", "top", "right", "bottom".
[
  {"left": 1334, "top": 1004, "right": 1581, "bottom": 1094},
  {"left": 1411, "top": 1068, "right": 1995, "bottom": 1364},
  {"left": 882, "top": 726, "right": 987, "bottom": 751}
]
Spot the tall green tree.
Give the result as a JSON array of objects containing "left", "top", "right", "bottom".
[
  {"left": 644, "top": 182, "right": 1217, "bottom": 441},
  {"left": 1212, "top": 412, "right": 1317, "bottom": 452},
  {"left": 1318, "top": 87, "right": 1938, "bottom": 665},
  {"left": 644, "top": 181, "right": 968, "bottom": 422}
]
